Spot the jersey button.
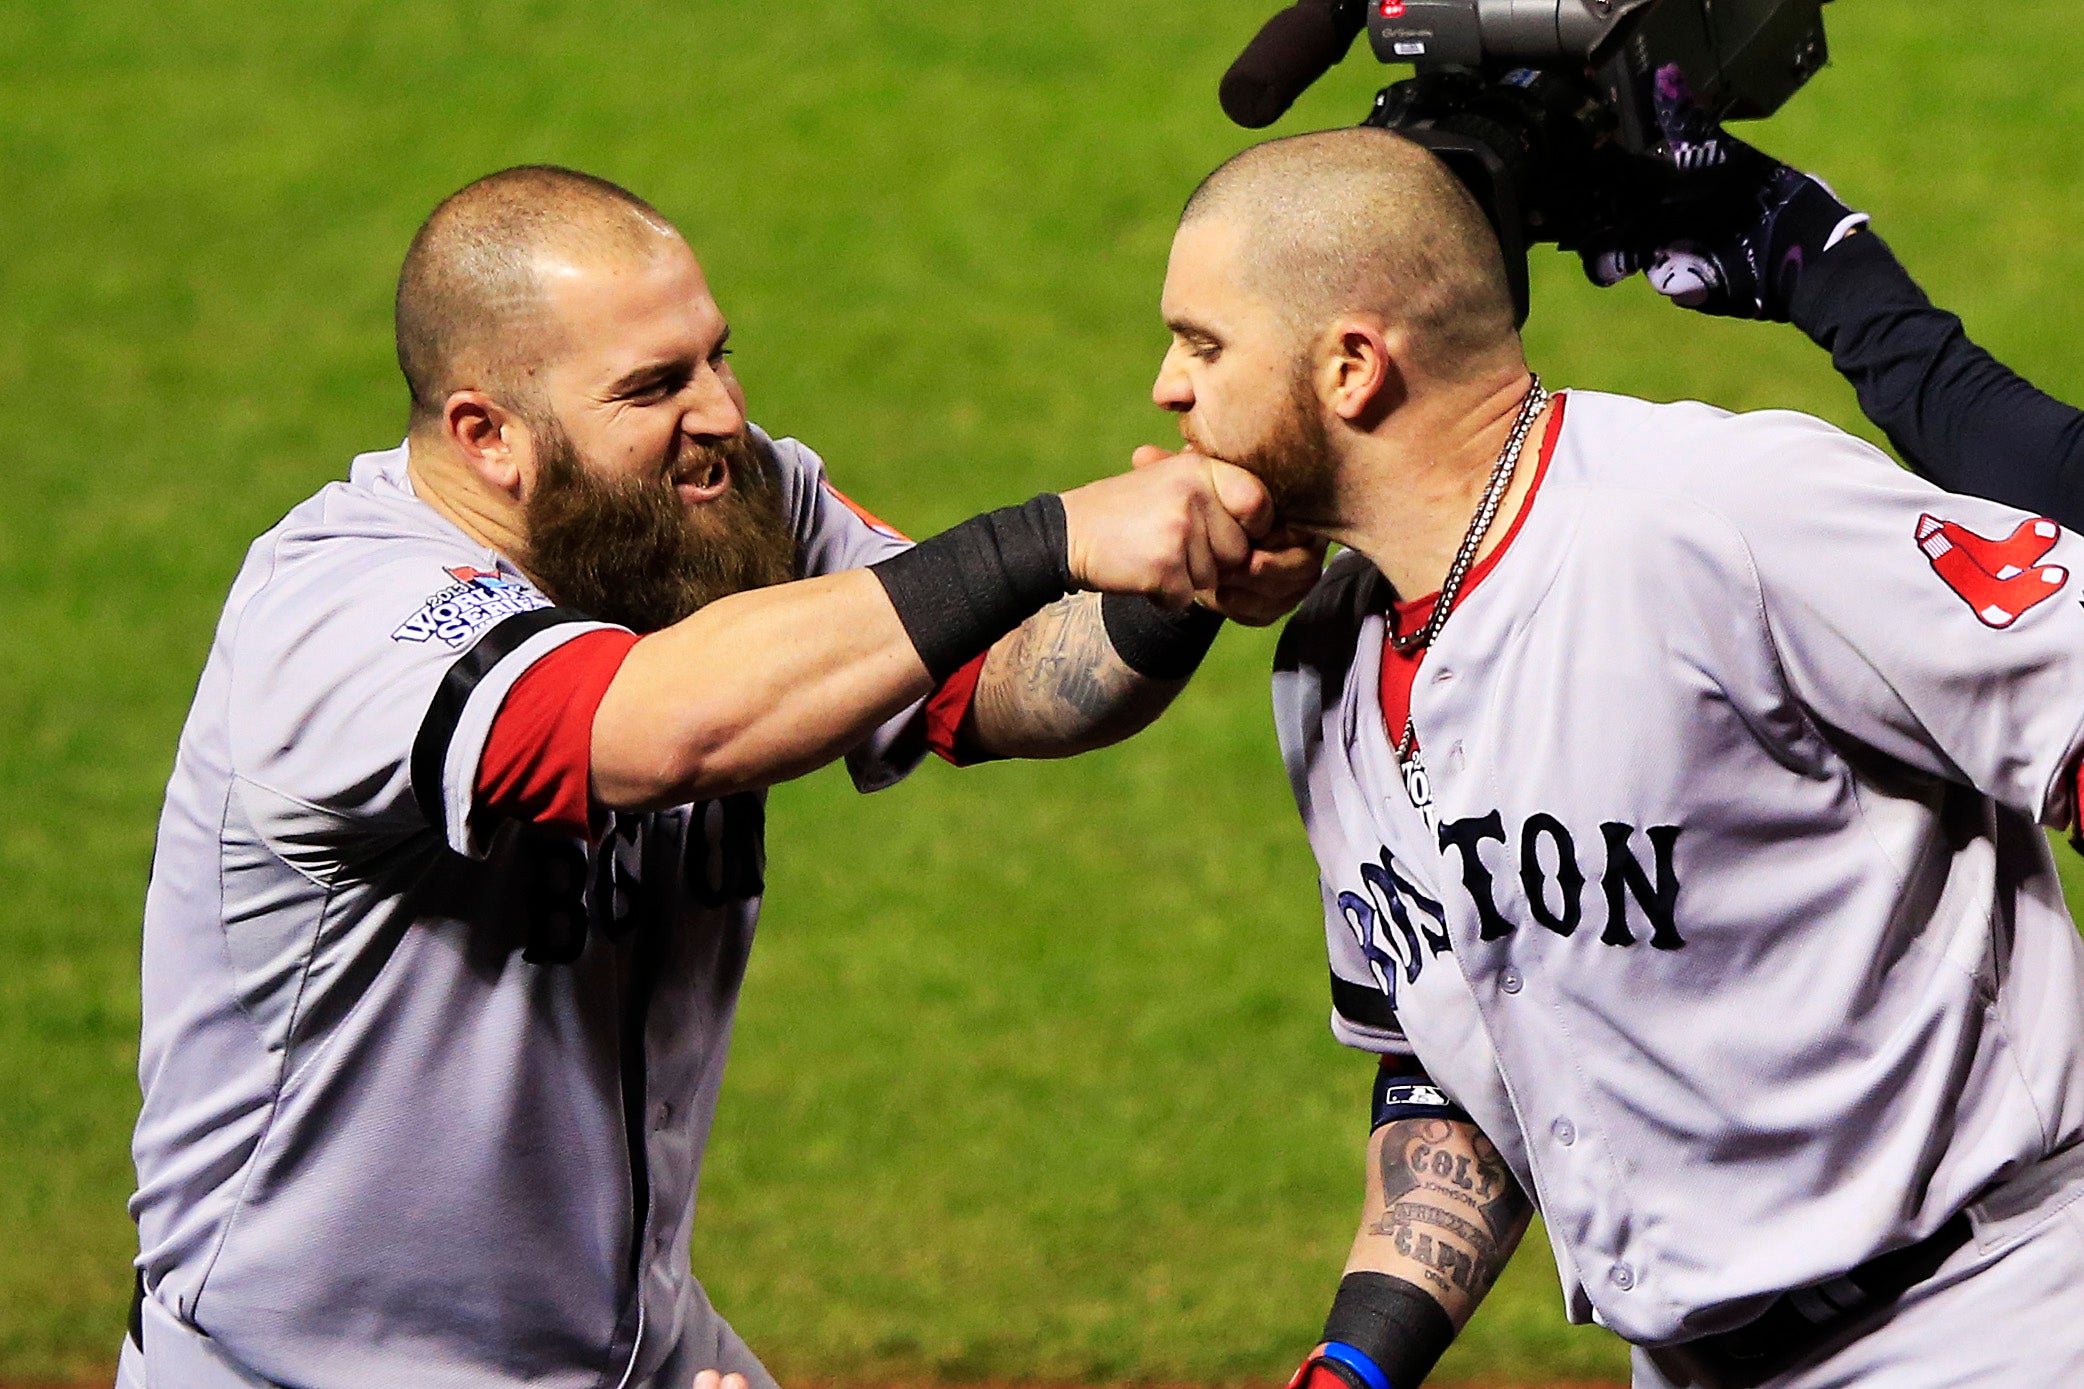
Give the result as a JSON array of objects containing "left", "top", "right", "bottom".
[
  {"left": 653, "top": 1101, "right": 674, "bottom": 1130},
  {"left": 1611, "top": 1263, "right": 1637, "bottom": 1292},
  {"left": 1551, "top": 1118, "right": 1576, "bottom": 1147},
  {"left": 1500, "top": 968, "right": 1523, "bottom": 995}
]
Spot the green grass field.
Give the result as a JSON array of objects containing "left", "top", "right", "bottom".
[{"left": 5, "top": 1, "right": 2084, "bottom": 1382}]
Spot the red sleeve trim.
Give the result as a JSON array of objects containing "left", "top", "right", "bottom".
[
  {"left": 2072, "top": 758, "right": 2084, "bottom": 849},
  {"left": 820, "top": 478, "right": 911, "bottom": 543},
  {"left": 925, "top": 651, "right": 994, "bottom": 767},
  {"left": 475, "top": 629, "right": 643, "bottom": 838}
]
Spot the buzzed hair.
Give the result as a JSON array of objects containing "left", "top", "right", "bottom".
[
  {"left": 396, "top": 165, "right": 678, "bottom": 427},
  {"left": 1182, "top": 128, "right": 1517, "bottom": 378}
]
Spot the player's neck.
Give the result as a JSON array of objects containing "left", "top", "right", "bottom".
[
  {"left": 405, "top": 433, "right": 533, "bottom": 574},
  {"left": 1330, "top": 369, "right": 1550, "bottom": 602}
]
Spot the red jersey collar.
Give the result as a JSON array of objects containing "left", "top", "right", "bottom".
[{"left": 1391, "top": 391, "right": 1568, "bottom": 632}]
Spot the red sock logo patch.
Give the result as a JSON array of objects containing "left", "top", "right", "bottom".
[{"left": 1916, "top": 514, "right": 2067, "bottom": 629}]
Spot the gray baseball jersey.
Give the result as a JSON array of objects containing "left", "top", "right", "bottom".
[
  {"left": 1274, "top": 390, "right": 2084, "bottom": 1348},
  {"left": 128, "top": 425, "right": 924, "bottom": 1388}
]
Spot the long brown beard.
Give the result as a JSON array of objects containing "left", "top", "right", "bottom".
[{"left": 521, "top": 423, "right": 798, "bottom": 633}]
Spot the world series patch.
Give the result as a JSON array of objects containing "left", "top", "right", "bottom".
[{"left": 393, "top": 566, "right": 551, "bottom": 649}]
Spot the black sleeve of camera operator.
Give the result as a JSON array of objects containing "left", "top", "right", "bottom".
[{"left": 1790, "top": 231, "right": 2084, "bottom": 532}]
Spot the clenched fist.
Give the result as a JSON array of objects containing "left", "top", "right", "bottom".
[
  {"left": 1059, "top": 452, "right": 1274, "bottom": 609},
  {"left": 1127, "top": 445, "right": 1327, "bottom": 625}
]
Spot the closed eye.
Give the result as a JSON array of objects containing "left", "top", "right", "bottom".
[
  {"left": 1166, "top": 319, "right": 1223, "bottom": 364},
  {"left": 613, "top": 364, "right": 693, "bottom": 403}
]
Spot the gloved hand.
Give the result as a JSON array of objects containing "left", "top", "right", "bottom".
[{"left": 1583, "top": 65, "right": 1871, "bottom": 322}]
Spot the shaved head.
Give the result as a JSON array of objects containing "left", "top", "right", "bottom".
[
  {"left": 1181, "top": 128, "right": 1516, "bottom": 379},
  {"left": 396, "top": 165, "right": 680, "bottom": 427}
]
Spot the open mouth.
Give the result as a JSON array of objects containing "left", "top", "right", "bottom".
[{"left": 673, "top": 454, "right": 731, "bottom": 504}]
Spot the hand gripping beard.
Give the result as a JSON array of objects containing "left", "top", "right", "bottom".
[{"left": 522, "top": 423, "right": 799, "bottom": 633}]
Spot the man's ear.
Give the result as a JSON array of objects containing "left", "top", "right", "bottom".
[
  {"left": 444, "top": 391, "right": 530, "bottom": 498},
  {"left": 1320, "top": 318, "right": 1407, "bottom": 431}
]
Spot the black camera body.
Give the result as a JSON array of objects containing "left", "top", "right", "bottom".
[
  {"left": 1221, "top": 0, "right": 1836, "bottom": 323},
  {"left": 1365, "top": 0, "right": 1829, "bottom": 151}
]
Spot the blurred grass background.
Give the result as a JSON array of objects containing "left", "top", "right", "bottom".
[{"left": 4, "top": 0, "right": 2083, "bottom": 1381}]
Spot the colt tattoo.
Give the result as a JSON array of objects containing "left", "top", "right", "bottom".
[{"left": 1366, "top": 1117, "right": 1530, "bottom": 1318}]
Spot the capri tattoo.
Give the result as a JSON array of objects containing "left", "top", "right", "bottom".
[{"left": 1369, "top": 1118, "right": 1530, "bottom": 1309}]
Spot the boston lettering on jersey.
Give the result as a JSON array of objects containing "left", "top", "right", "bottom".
[
  {"left": 1339, "top": 846, "right": 1450, "bottom": 1010},
  {"left": 1438, "top": 812, "right": 1685, "bottom": 951},
  {"left": 517, "top": 797, "right": 767, "bottom": 965},
  {"left": 1341, "top": 816, "right": 1685, "bottom": 1009}
]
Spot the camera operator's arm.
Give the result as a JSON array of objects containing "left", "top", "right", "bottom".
[
  {"left": 1589, "top": 67, "right": 2084, "bottom": 528},
  {"left": 1288, "top": 1062, "right": 1531, "bottom": 1389},
  {"left": 1789, "top": 232, "right": 2084, "bottom": 527}
]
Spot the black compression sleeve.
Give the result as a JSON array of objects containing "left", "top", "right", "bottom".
[
  {"left": 1099, "top": 595, "right": 1224, "bottom": 681},
  {"left": 1791, "top": 232, "right": 2084, "bottom": 529},
  {"left": 1323, "top": 1272, "right": 1456, "bottom": 1389},
  {"left": 869, "top": 495, "right": 1075, "bottom": 683}
]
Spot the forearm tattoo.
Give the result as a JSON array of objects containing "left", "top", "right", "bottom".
[
  {"left": 1367, "top": 1118, "right": 1530, "bottom": 1320},
  {"left": 970, "top": 593, "right": 1181, "bottom": 757}
]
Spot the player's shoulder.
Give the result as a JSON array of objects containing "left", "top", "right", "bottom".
[
  {"left": 1551, "top": 389, "right": 1914, "bottom": 551},
  {"left": 1276, "top": 549, "right": 1384, "bottom": 676},
  {"left": 750, "top": 422, "right": 820, "bottom": 476},
  {"left": 1272, "top": 549, "right": 1386, "bottom": 752},
  {"left": 749, "top": 421, "right": 830, "bottom": 530},
  {"left": 749, "top": 421, "right": 816, "bottom": 497},
  {"left": 747, "top": 422, "right": 909, "bottom": 551},
  {"left": 1558, "top": 389, "right": 1895, "bottom": 501},
  {"left": 255, "top": 444, "right": 477, "bottom": 569},
  {"left": 229, "top": 444, "right": 551, "bottom": 657}
]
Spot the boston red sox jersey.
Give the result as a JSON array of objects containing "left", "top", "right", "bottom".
[
  {"left": 1274, "top": 390, "right": 2084, "bottom": 1347},
  {"left": 129, "top": 425, "right": 926, "bottom": 1388}
]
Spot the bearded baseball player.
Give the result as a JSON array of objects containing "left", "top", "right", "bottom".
[
  {"left": 119, "top": 165, "right": 1318, "bottom": 1389},
  {"left": 1152, "top": 128, "right": 2084, "bottom": 1388}
]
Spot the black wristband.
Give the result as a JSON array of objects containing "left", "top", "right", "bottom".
[
  {"left": 870, "top": 495, "right": 1074, "bottom": 684},
  {"left": 1371, "top": 1066, "right": 1471, "bottom": 1133},
  {"left": 1100, "top": 594, "right": 1225, "bottom": 681},
  {"left": 1323, "top": 1272, "right": 1456, "bottom": 1389}
]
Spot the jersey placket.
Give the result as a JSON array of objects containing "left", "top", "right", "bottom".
[
  {"left": 625, "top": 798, "right": 768, "bottom": 1380},
  {"left": 1358, "top": 519, "right": 1672, "bottom": 1332}
]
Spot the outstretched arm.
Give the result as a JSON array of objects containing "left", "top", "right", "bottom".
[
  {"left": 592, "top": 454, "right": 1273, "bottom": 808},
  {"left": 1586, "top": 66, "right": 2084, "bottom": 529},
  {"left": 966, "top": 524, "right": 1327, "bottom": 760},
  {"left": 1789, "top": 234, "right": 2084, "bottom": 527}
]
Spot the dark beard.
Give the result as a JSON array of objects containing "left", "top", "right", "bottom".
[
  {"left": 521, "top": 424, "right": 799, "bottom": 633},
  {"left": 1231, "top": 363, "right": 1337, "bottom": 523}
]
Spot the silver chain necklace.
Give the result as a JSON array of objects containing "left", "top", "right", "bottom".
[{"left": 1392, "top": 375, "right": 1550, "bottom": 799}]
